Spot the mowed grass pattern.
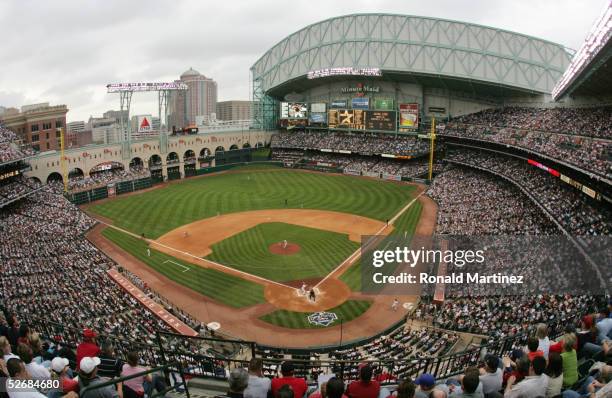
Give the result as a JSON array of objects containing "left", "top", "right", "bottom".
[
  {"left": 88, "top": 169, "right": 417, "bottom": 239},
  {"left": 206, "top": 222, "right": 359, "bottom": 282},
  {"left": 259, "top": 300, "right": 372, "bottom": 329},
  {"left": 340, "top": 200, "right": 423, "bottom": 291},
  {"left": 102, "top": 227, "right": 265, "bottom": 308}
]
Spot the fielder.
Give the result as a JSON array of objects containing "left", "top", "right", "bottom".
[
  {"left": 147, "top": 248, "right": 151, "bottom": 257},
  {"left": 391, "top": 298, "right": 399, "bottom": 311}
]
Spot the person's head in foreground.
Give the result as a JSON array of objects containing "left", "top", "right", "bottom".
[
  {"left": 278, "top": 384, "right": 294, "bottom": 398},
  {"left": 326, "top": 377, "right": 345, "bottom": 398},
  {"left": 229, "top": 367, "right": 249, "bottom": 394},
  {"left": 415, "top": 373, "right": 435, "bottom": 392},
  {"left": 281, "top": 361, "right": 294, "bottom": 377},
  {"left": 396, "top": 378, "right": 416, "bottom": 398}
]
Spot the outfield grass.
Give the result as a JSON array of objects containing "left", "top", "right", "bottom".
[
  {"left": 259, "top": 300, "right": 372, "bottom": 329},
  {"left": 102, "top": 227, "right": 266, "bottom": 308},
  {"left": 206, "top": 222, "right": 359, "bottom": 282},
  {"left": 340, "top": 200, "right": 423, "bottom": 291},
  {"left": 88, "top": 169, "right": 417, "bottom": 239}
]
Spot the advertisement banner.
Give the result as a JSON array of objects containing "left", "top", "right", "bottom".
[
  {"left": 343, "top": 169, "right": 361, "bottom": 176},
  {"left": 331, "top": 100, "right": 347, "bottom": 108},
  {"left": 352, "top": 97, "right": 370, "bottom": 109},
  {"left": 309, "top": 113, "right": 327, "bottom": 124},
  {"left": 374, "top": 99, "right": 394, "bottom": 110},
  {"left": 399, "top": 104, "right": 419, "bottom": 129},
  {"left": 311, "top": 103, "right": 327, "bottom": 113},
  {"left": 383, "top": 173, "right": 402, "bottom": 181},
  {"left": 364, "top": 171, "right": 380, "bottom": 178},
  {"left": 138, "top": 115, "right": 153, "bottom": 133}
]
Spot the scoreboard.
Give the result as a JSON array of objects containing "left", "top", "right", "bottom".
[
  {"left": 328, "top": 109, "right": 396, "bottom": 131},
  {"left": 366, "top": 111, "right": 396, "bottom": 131}
]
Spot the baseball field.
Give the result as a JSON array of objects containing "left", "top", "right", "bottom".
[{"left": 86, "top": 166, "right": 429, "bottom": 340}]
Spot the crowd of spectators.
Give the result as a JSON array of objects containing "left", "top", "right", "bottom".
[
  {"left": 220, "top": 309, "right": 611, "bottom": 398},
  {"left": 452, "top": 106, "right": 612, "bottom": 139},
  {"left": 445, "top": 149, "right": 611, "bottom": 236},
  {"left": 426, "top": 166, "right": 556, "bottom": 236},
  {"left": 0, "top": 175, "right": 42, "bottom": 208},
  {"left": 272, "top": 150, "right": 442, "bottom": 179},
  {"left": 64, "top": 167, "right": 151, "bottom": 193},
  {"left": 271, "top": 131, "right": 430, "bottom": 157},
  {"left": 0, "top": 126, "right": 33, "bottom": 164},
  {"left": 443, "top": 107, "right": 611, "bottom": 177},
  {"left": 0, "top": 186, "right": 172, "bottom": 342}
]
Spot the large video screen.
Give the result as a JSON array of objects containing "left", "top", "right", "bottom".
[
  {"left": 280, "top": 102, "right": 308, "bottom": 119},
  {"left": 328, "top": 110, "right": 396, "bottom": 131}
]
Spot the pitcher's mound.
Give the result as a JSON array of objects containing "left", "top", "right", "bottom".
[{"left": 269, "top": 242, "right": 301, "bottom": 255}]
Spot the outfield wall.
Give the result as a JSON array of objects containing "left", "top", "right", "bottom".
[{"left": 26, "top": 130, "right": 274, "bottom": 183}]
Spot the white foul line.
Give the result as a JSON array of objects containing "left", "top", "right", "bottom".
[
  {"left": 94, "top": 219, "right": 295, "bottom": 289},
  {"left": 163, "top": 259, "right": 190, "bottom": 272},
  {"left": 313, "top": 191, "right": 426, "bottom": 290}
]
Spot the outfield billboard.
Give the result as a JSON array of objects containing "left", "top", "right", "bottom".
[
  {"left": 374, "top": 98, "right": 394, "bottom": 110},
  {"left": 399, "top": 103, "right": 419, "bottom": 130},
  {"left": 351, "top": 97, "right": 369, "bottom": 109}
]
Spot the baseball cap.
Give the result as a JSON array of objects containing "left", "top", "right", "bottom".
[
  {"left": 80, "top": 357, "right": 101, "bottom": 374},
  {"left": 51, "top": 357, "right": 69, "bottom": 373},
  {"left": 510, "top": 349, "right": 524, "bottom": 361},
  {"left": 83, "top": 328, "right": 97, "bottom": 339},
  {"left": 415, "top": 373, "right": 435, "bottom": 388}
]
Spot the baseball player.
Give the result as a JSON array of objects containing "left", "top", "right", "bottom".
[
  {"left": 391, "top": 298, "right": 399, "bottom": 311},
  {"left": 147, "top": 248, "right": 151, "bottom": 257},
  {"left": 309, "top": 289, "right": 316, "bottom": 302}
]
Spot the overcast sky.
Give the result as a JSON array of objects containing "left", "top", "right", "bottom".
[{"left": 0, "top": 0, "right": 607, "bottom": 122}]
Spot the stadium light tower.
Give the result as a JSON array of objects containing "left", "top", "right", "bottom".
[{"left": 106, "top": 82, "right": 188, "bottom": 154}]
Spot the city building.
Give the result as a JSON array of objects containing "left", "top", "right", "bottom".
[
  {"left": 103, "top": 110, "right": 129, "bottom": 126},
  {"left": 86, "top": 116, "right": 120, "bottom": 145},
  {"left": 67, "top": 121, "right": 85, "bottom": 134},
  {"left": 66, "top": 129, "right": 92, "bottom": 148},
  {"left": 0, "top": 103, "right": 68, "bottom": 152},
  {"left": 216, "top": 100, "right": 252, "bottom": 121},
  {"left": 168, "top": 67, "right": 217, "bottom": 129}
]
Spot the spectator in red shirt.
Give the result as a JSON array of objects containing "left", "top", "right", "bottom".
[
  {"left": 271, "top": 362, "right": 307, "bottom": 398},
  {"left": 526, "top": 336, "right": 544, "bottom": 361},
  {"left": 346, "top": 364, "right": 380, "bottom": 398},
  {"left": 76, "top": 329, "right": 101, "bottom": 369}
]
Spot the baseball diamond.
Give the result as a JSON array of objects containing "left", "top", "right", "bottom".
[{"left": 85, "top": 166, "right": 428, "bottom": 339}]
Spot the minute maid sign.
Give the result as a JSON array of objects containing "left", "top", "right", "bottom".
[
  {"left": 308, "top": 311, "right": 338, "bottom": 327},
  {"left": 341, "top": 83, "right": 380, "bottom": 97}
]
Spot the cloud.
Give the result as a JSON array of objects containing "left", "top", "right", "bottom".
[{"left": 0, "top": 0, "right": 607, "bottom": 121}]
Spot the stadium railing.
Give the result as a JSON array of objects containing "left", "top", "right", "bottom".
[
  {"left": 78, "top": 363, "right": 191, "bottom": 398},
  {"left": 32, "top": 311, "right": 573, "bottom": 383}
]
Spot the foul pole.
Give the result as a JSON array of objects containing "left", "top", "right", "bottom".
[{"left": 428, "top": 117, "right": 436, "bottom": 181}]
